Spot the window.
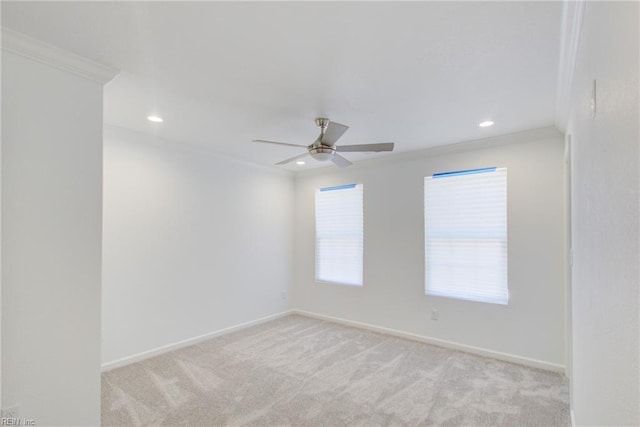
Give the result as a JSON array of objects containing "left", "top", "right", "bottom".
[
  {"left": 315, "top": 184, "right": 363, "bottom": 286},
  {"left": 424, "top": 167, "right": 508, "bottom": 305}
]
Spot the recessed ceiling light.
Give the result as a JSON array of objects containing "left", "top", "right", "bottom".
[
  {"left": 295, "top": 160, "right": 306, "bottom": 165},
  {"left": 147, "top": 115, "right": 163, "bottom": 123},
  {"left": 479, "top": 120, "right": 494, "bottom": 128}
]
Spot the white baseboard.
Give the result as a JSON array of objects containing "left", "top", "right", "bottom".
[
  {"left": 102, "top": 309, "right": 565, "bottom": 375},
  {"left": 101, "top": 310, "right": 292, "bottom": 372},
  {"left": 292, "top": 309, "right": 566, "bottom": 374}
]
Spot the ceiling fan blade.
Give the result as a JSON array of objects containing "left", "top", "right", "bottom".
[
  {"left": 330, "top": 153, "right": 352, "bottom": 168},
  {"left": 321, "top": 121, "right": 349, "bottom": 145},
  {"left": 336, "top": 142, "right": 395, "bottom": 153},
  {"left": 253, "top": 139, "right": 307, "bottom": 148},
  {"left": 275, "top": 152, "right": 309, "bottom": 165}
]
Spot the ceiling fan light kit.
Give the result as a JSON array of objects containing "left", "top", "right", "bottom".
[
  {"left": 253, "top": 117, "right": 394, "bottom": 168},
  {"left": 309, "top": 146, "right": 335, "bottom": 161}
]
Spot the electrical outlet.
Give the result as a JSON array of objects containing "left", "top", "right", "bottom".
[
  {"left": 281, "top": 291, "right": 287, "bottom": 301},
  {"left": 431, "top": 309, "right": 439, "bottom": 321},
  {"left": 1, "top": 405, "right": 20, "bottom": 419}
]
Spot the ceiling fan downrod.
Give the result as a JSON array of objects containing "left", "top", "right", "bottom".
[{"left": 310, "top": 117, "right": 335, "bottom": 160}]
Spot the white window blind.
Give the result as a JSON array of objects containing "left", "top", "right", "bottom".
[
  {"left": 315, "top": 184, "right": 363, "bottom": 286},
  {"left": 424, "top": 167, "right": 508, "bottom": 305}
]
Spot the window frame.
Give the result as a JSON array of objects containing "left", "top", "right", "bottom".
[
  {"left": 424, "top": 167, "right": 508, "bottom": 305},
  {"left": 315, "top": 183, "right": 364, "bottom": 287}
]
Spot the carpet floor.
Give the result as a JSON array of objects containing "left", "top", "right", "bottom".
[{"left": 102, "top": 314, "right": 570, "bottom": 426}]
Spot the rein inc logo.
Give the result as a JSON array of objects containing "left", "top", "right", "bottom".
[
  {"left": 1, "top": 418, "right": 35, "bottom": 426},
  {"left": 1, "top": 408, "right": 35, "bottom": 426}
]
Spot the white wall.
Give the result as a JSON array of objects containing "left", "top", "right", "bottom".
[
  {"left": 1, "top": 50, "right": 109, "bottom": 424},
  {"left": 294, "top": 128, "right": 566, "bottom": 368},
  {"left": 566, "top": 2, "right": 639, "bottom": 425},
  {"left": 102, "top": 126, "right": 293, "bottom": 365},
  {"left": 0, "top": 32, "right": 3, "bottom": 412}
]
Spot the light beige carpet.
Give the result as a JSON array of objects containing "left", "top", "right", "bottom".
[{"left": 102, "top": 314, "right": 570, "bottom": 426}]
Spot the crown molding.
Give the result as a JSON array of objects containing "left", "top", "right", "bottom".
[
  {"left": 295, "top": 126, "right": 563, "bottom": 177},
  {"left": 104, "top": 124, "right": 295, "bottom": 179},
  {"left": 555, "top": 0, "right": 586, "bottom": 132},
  {"left": 1, "top": 27, "right": 119, "bottom": 84}
]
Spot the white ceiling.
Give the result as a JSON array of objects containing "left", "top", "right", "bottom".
[{"left": 2, "top": 1, "right": 563, "bottom": 170}]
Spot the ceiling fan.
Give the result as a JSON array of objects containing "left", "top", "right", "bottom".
[{"left": 253, "top": 118, "right": 394, "bottom": 167}]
